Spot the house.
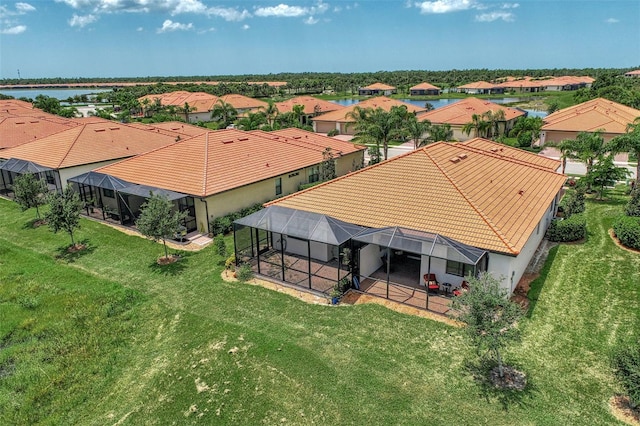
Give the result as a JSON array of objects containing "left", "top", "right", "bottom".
[
  {"left": 138, "top": 91, "right": 220, "bottom": 123},
  {"left": 539, "top": 98, "right": 640, "bottom": 145},
  {"left": 497, "top": 77, "right": 544, "bottom": 93},
  {"left": 0, "top": 99, "right": 48, "bottom": 117},
  {"left": 312, "top": 97, "right": 426, "bottom": 135},
  {"left": 624, "top": 70, "right": 640, "bottom": 78},
  {"left": 537, "top": 76, "right": 594, "bottom": 91},
  {"left": 0, "top": 121, "right": 179, "bottom": 197},
  {"left": 234, "top": 140, "right": 565, "bottom": 311},
  {"left": 358, "top": 83, "right": 397, "bottom": 96},
  {"left": 274, "top": 96, "right": 344, "bottom": 125},
  {"left": 409, "top": 82, "right": 441, "bottom": 96},
  {"left": 126, "top": 121, "right": 208, "bottom": 139},
  {"left": 417, "top": 97, "right": 525, "bottom": 141},
  {"left": 456, "top": 81, "right": 504, "bottom": 95},
  {"left": 218, "top": 94, "right": 268, "bottom": 117},
  {"left": 462, "top": 138, "right": 562, "bottom": 172},
  {"left": 75, "top": 128, "right": 365, "bottom": 233}
]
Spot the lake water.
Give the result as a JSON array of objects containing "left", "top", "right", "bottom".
[
  {"left": 0, "top": 88, "right": 111, "bottom": 101},
  {"left": 331, "top": 98, "right": 547, "bottom": 118}
]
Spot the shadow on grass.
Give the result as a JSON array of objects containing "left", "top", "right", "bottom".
[
  {"left": 54, "top": 239, "right": 95, "bottom": 263},
  {"left": 21, "top": 218, "right": 47, "bottom": 230},
  {"left": 464, "top": 358, "right": 535, "bottom": 411},
  {"left": 148, "top": 251, "right": 191, "bottom": 276},
  {"left": 526, "top": 245, "right": 558, "bottom": 319}
]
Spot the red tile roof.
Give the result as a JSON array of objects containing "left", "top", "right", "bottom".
[
  {"left": 255, "top": 128, "right": 365, "bottom": 155},
  {"left": 458, "top": 81, "right": 501, "bottom": 90},
  {"left": 218, "top": 94, "right": 268, "bottom": 110},
  {"left": 462, "top": 138, "right": 561, "bottom": 171},
  {"left": 418, "top": 97, "right": 525, "bottom": 125},
  {"left": 361, "top": 83, "right": 396, "bottom": 90},
  {"left": 96, "top": 129, "right": 361, "bottom": 197},
  {"left": 127, "top": 121, "right": 208, "bottom": 138},
  {"left": 274, "top": 96, "right": 344, "bottom": 114},
  {"left": 0, "top": 116, "right": 79, "bottom": 149},
  {"left": 312, "top": 97, "right": 425, "bottom": 124},
  {"left": 541, "top": 98, "right": 640, "bottom": 134},
  {"left": 410, "top": 82, "right": 441, "bottom": 91},
  {"left": 269, "top": 142, "right": 565, "bottom": 254},
  {"left": 138, "top": 91, "right": 220, "bottom": 114},
  {"left": 0, "top": 121, "right": 179, "bottom": 169}
]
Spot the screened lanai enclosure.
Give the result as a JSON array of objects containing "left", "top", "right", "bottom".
[
  {"left": 68, "top": 171, "right": 196, "bottom": 232},
  {"left": 0, "top": 158, "right": 61, "bottom": 196},
  {"left": 234, "top": 206, "right": 489, "bottom": 314},
  {"left": 234, "top": 206, "right": 365, "bottom": 295}
]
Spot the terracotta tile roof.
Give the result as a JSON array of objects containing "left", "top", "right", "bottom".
[
  {"left": 96, "top": 129, "right": 358, "bottom": 198},
  {"left": 0, "top": 122, "right": 179, "bottom": 169},
  {"left": 537, "top": 75, "right": 594, "bottom": 87},
  {"left": 462, "top": 138, "right": 561, "bottom": 171},
  {"left": 458, "top": 81, "right": 501, "bottom": 90},
  {"left": 541, "top": 98, "right": 640, "bottom": 134},
  {"left": 256, "top": 128, "right": 365, "bottom": 155},
  {"left": 274, "top": 96, "right": 344, "bottom": 114},
  {"left": 139, "top": 91, "right": 220, "bottom": 114},
  {"left": 268, "top": 142, "right": 565, "bottom": 255},
  {"left": 0, "top": 116, "right": 79, "bottom": 149},
  {"left": 127, "top": 121, "right": 207, "bottom": 138},
  {"left": 410, "top": 82, "right": 441, "bottom": 91},
  {"left": 418, "top": 97, "right": 525, "bottom": 125},
  {"left": 218, "top": 94, "right": 268, "bottom": 110},
  {"left": 312, "top": 97, "right": 426, "bottom": 124},
  {"left": 361, "top": 83, "right": 396, "bottom": 90},
  {"left": 497, "top": 79, "right": 544, "bottom": 89},
  {"left": 625, "top": 70, "right": 640, "bottom": 76},
  {"left": 0, "top": 100, "right": 61, "bottom": 119}
]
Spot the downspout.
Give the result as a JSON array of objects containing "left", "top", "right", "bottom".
[
  {"left": 201, "top": 198, "right": 210, "bottom": 234},
  {"left": 426, "top": 256, "right": 432, "bottom": 310}
]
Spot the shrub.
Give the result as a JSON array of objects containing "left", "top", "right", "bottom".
[
  {"left": 517, "top": 131, "right": 533, "bottom": 148},
  {"left": 209, "top": 202, "right": 265, "bottom": 236},
  {"left": 225, "top": 255, "right": 236, "bottom": 271},
  {"left": 613, "top": 216, "right": 640, "bottom": 250},
  {"left": 611, "top": 343, "right": 640, "bottom": 409},
  {"left": 235, "top": 262, "right": 253, "bottom": 282},
  {"left": 327, "top": 129, "right": 340, "bottom": 137},
  {"left": 625, "top": 187, "right": 640, "bottom": 217},
  {"left": 214, "top": 234, "right": 227, "bottom": 257},
  {"left": 561, "top": 187, "right": 586, "bottom": 218},
  {"left": 546, "top": 214, "right": 586, "bottom": 242}
]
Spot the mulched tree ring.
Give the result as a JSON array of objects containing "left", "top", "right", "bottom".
[
  {"left": 32, "top": 219, "right": 47, "bottom": 228},
  {"left": 490, "top": 366, "right": 527, "bottom": 391},
  {"left": 610, "top": 395, "right": 640, "bottom": 425},
  {"left": 157, "top": 254, "right": 180, "bottom": 265},
  {"left": 67, "top": 243, "right": 87, "bottom": 253}
]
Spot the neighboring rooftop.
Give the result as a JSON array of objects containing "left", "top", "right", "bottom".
[
  {"left": 312, "top": 97, "right": 425, "bottom": 124},
  {"left": 96, "top": 128, "right": 362, "bottom": 198},
  {"left": 0, "top": 116, "right": 79, "bottom": 149},
  {"left": 541, "top": 97, "right": 640, "bottom": 134},
  {"left": 275, "top": 96, "right": 344, "bottom": 115},
  {"left": 417, "top": 97, "right": 525, "bottom": 125},
  {"left": 268, "top": 141, "right": 566, "bottom": 255},
  {"left": 457, "top": 81, "right": 501, "bottom": 90},
  {"left": 462, "top": 138, "right": 561, "bottom": 171},
  {"left": 218, "top": 94, "right": 268, "bottom": 111},
  {"left": 127, "top": 121, "right": 208, "bottom": 138},
  {"left": 254, "top": 127, "right": 365, "bottom": 155},
  {"left": 410, "top": 82, "right": 441, "bottom": 91},
  {"left": 138, "top": 91, "right": 219, "bottom": 114},
  {"left": 0, "top": 121, "right": 180, "bottom": 169},
  {"left": 361, "top": 83, "right": 396, "bottom": 90}
]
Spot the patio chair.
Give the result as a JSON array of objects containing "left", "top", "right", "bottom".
[
  {"left": 423, "top": 273, "right": 440, "bottom": 294},
  {"left": 453, "top": 280, "right": 469, "bottom": 297}
]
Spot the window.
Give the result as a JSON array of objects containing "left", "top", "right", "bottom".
[
  {"left": 275, "top": 177, "right": 282, "bottom": 196},
  {"left": 309, "top": 166, "right": 319, "bottom": 183},
  {"left": 44, "top": 170, "right": 55, "bottom": 185},
  {"left": 103, "top": 188, "right": 115, "bottom": 198},
  {"left": 446, "top": 260, "right": 471, "bottom": 277}
]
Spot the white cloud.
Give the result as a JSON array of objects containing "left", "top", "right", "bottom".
[
  {"left": 136, "top": 26, "right": 143, "bottom": 31},
  {"left": 197, "top": 26, "right": 215, "bottom": 34},
  {"left": 254, "top": 2, "right": 328, "bottom": 19},
  {"left": 1, "top": 24, "right": 27, "bottom": 34},
  {"left": 605, "top": 17, "right": 619, "bottom": 24},
  {"left": 172, "top": 0, "right": 207, "bottom": 14},
  {"left": 206, "top": 7, "right": 250, "bottom": 21},
  {"left": 69, "top": 13, "right": 97, "bottom": 27},
  {"left": 16, "top": 3, "right": 36, "bottom": 13},
  {"left": 415, "top": 0, "right": 475, "bottom": 14},
  {"left": 304, "top": 16, "right": 318, "bottom": 24},
  {"left": 242, "top": 24, "right": 250, "bottom": 30},
  {"left": 157, "top": 19, "right": 193, "bottom": 33},
  {"left": 254, "top": 4, "right": 308, "bottom": 17},
  {"left": 475, "top": 11, "right": 514, "bottom": 22},
  {"left": 501, "top": 3, "right": 518, "bottom": 8}
]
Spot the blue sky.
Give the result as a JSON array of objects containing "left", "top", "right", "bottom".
[{"left": 0, "top": 0, "right": 638, "bottom": 79}]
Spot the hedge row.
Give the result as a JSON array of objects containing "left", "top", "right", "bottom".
[
  {"left": 613, "top": 216, "right": 640, "bottom": 250},
  {"left": 209, "top": 202, "right": 264, "bottom": 236},
  {"left": 546, "top": 214, "right": 586, "bottom": 242}
]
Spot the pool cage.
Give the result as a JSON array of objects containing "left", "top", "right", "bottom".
[{"left": 234, "top": 206, "right": 365, "bottom": 295}]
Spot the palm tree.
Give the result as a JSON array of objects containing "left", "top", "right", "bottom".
[
  {"left": 237, "top": 111, "right": 267, "bottom": 131},
  {"left": 347, "top": 107, "right": 402, "bottom": 161},
  {"left": 509, "top": 116, "right": 544, "bottom": 147},
  {"left": 406, "top": 116, "right": 432, "bottom": 149},
  {"left": 608, "top": 117, "right": 640, "bottom": 182},
  {"left": 263, "top": 101, "right": 279, "bottom": 129},
  {"left": 483, "top": 109, "right": 506, "bottom": 138},
  {"left": 179, "top": 102, "right": 196, "bottom": 123},
  {"left": 427, "top": 124, "right": 454, "bottom": 143},
  {"left": 572, "top": 131, "right": 609, "bottom": 176},
  {"left": 556, "top": 138, "right": 576, "bottom": 175},
  {"left": 210, "top": 99, "right": 238, "bottom": 129},
  {"left": 292, "top": 104, "right": 305, "bottom": 127},
  {"left": 462, "top": 114, "right": 490, "bottom": 138}
]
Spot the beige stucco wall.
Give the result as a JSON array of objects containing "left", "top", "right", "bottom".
[
  {"left": 58, "top": 159, "right": 124, "bottom": 188},
  {"left": 314, "top": 121, "right": 339, "bottom": 134},
  {"left": 541, "top": 130, "right": 619, "bottom": 146},
  {"left": 335, "top": 151, "right": 365, "bottom": 176}
]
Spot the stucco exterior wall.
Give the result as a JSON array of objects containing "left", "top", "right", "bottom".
[
  {"left": 541, "top": 130, "right": 619, "bottom": 146},
  {"left": 335, "top": 151, "right": 365, "bottom": 176},
  {"left": 314, "top": 121, "right": 339, "bottom": 134},
  {"left": 59, "top": 160, "right": 123, "bottom": 187}
]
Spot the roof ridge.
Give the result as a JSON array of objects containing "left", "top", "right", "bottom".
[
  {"left": 56, "top": 125, "right": 86, "bottom": 168},
  {"left": 461, "top": 144, "right": 562, "bottom": 173},
  {"left": 422, "top": 147, "right": 519, "bottom": 254},
  {"left": 202, "top": 132, "right": 209, "bottom": 197}
]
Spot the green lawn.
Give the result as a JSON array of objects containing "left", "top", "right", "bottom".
[{"left": 1, "top": 190, "right": 639, "bottom": 425}]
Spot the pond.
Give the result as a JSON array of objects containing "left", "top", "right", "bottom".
[
  {"left": 331, "top": 98, "right": 547, "bottom": 118},
  {"left": 0, "top": 88, "right": 111, "bottom": 101}
]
